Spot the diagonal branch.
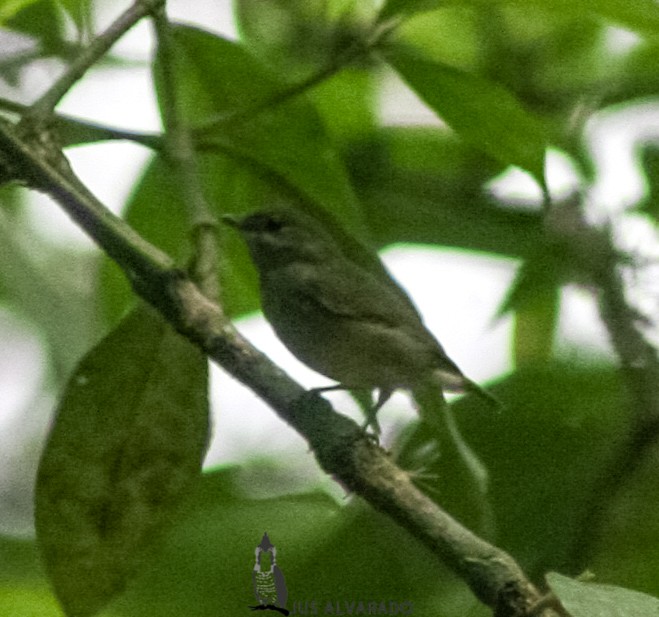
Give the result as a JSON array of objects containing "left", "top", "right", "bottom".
[
  {"left": 193, "top": 18, "right": 398, "bottom": 135},
  {"left": 0, "top": 119, "right": 561, "bottom": 617},
  {"left": 23, "top": 0, "right": 165, "bottom": 124}
]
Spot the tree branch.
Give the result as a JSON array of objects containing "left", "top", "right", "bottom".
[
  {"left": 150, "top": 6, "right": 219, "bottom": 301},
  {"left": 545, "top": 199, "right": 659, "bottom": 569},
  {"left": 193, "top": 18, "right": 397, "bottom": 135},
  {"left": 22, "top": 0, "right": 165, "bottom": 124},
  {"left": 0, "top": 119, "right": 560, "bottom": 617}
]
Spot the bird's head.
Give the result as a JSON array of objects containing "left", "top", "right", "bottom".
[{"left": 222, "top": 209, "right": 342, "bottom": 270}]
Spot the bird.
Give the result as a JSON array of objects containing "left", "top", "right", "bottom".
[{"left": 223, "top": 209, "right": 499, "bottom": 427}]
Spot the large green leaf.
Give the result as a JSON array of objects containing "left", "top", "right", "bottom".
[
  {"left": 351, "top": 127, "right": 542, "bottom": 257},
  {"left": 35, "top": 304, "right": 209, "bottom": 617},
  {"left": 107, "top": 468, "right": 485, "bottom": 617},
  {"left": 385, "top": 45, "right": 548, "bottom": 184},
  {"left": 146, "top": 25, "right": 410, "bottom": 319},
  {"left": 154, "top": 25, "right": 361, "bottom": 224},
  {"left": 399, "top": 364, "right": 629, "bottom": 578}
]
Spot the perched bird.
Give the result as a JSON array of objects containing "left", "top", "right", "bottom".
[{"left": 223, "top": 209, "right": 499, "bottom": 424}]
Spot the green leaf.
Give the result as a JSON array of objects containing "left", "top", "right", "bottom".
[
  {"left": 0, "top": 0, "right": 40, "bottom": 22},
  {"left": 351, "top": 127, "right": 543, "bottom": 258},
  {"left": 511, "top": 283, "right": 559, "bottom": 366},
  {"left": 110, "top": 468, "right": 481, "bottom": 617},
  {"left": 380, "top": 0, "right": 659, "bottom": 33},
  {"left": 498, "top": 245, "right": 564, "bottom": 365},
  {"left": 4, "top": 0, "right": 66, "bottom": 54},
  {"left": 385, "top": 45, "right": 548, "bottom": 183},
  {"left": 547, "top": 573, "right": 659, "bottom": 617},
  {"left": 0, "top": 206, "right": 101, "bottom": 379},
  {"left": 54, "top": 0, "right": 92, "bottom": 37},
  {"left": 147, "top": 25, "right": 405, "bottom": 317},
  {"left": 157, "top": 26, "right": 362, "bottom": 221},
  {"left": 379, "top": 0, "right": 439, "bottom": 20},
  {"left": 423, "top": 365, "right": 629, "bottom": 576},
  {"left": 35, "top": 304, "right": 209, "bottom": 617}
]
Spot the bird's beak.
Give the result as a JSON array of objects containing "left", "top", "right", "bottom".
[{"left": 221, "top": 214, "right": 241, "bottom": 228}]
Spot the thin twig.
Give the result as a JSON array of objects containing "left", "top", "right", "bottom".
[
  {"left": 546, "top": 200, "right": 659, "bottom": 569},
  {"left": 0, "top": 119, "right": 560, "bottom": 617},
  {"left": 193, "top": 19, "right": 397, "bottom": 135},
  {"left": 0, "top": 96, "right": 163, "bottom": 148},
  {"left": 150, "top": 6, "right": 219, "bottom": 301},
  {"left": 23, "top": 0, "right": 165, "bottom": 124}
]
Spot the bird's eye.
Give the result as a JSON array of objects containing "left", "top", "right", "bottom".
[{"left": 262, "top": 217, "right": 285, "bottom": 233}]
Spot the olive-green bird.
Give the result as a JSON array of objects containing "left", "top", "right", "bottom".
[{"left": 223, "top": 209, "right": 499, "bottom": 422}]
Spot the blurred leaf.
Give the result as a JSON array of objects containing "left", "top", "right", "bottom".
[
  {"left": 394, "top": 6, "right": 480, "bottom": 69},
  {"left": 54, "top": 0, "right": 92, "bottom": 38},
  {"left": 0, "top": 534, "right": 123, "bottom": 617},
  {"left": 158, "top": 26, "right": 361, "bottom": 221},
  {"left": 234, "top": 0, "right": 361, "bottom": 80},
  {"left": 108, "top": 468, "right": 484, "bottom": 617},
  {"left": 5, "top": 0, "right": 66, "bottom": 55},
  {"left": 511, "top": 283, "right": 559, "bottom": 366},
  {"left": 638, "top": 143, "right": 659, "bottom": 223},
  {"left": 385, "top": 44, "right": 548, "bottom": 184},
  {"left": 379, "top": 0, "right": 437, "bottom": 19},
  {"left": 610, "top": 41, "right": 659, "bottom": 105},
  {"left": 0, "top": 536, "right": 63, "bottom": 616},
  {"left": 547, "top": 572, "right": 659, "bottom": 616},
  {"left": 0, "top": 205, "right": 100, "bottom": 379},
  {"left": 498, "top": 244, "right": 563, "bottom": 365},
  {"left": 0, "top": 0, "right": 40, "bottom": 22},
  {"left": 0, "top": 535, "right": 42, "bottom": 583},
  {"left": 309, "top": 67, "right": 377, "bottom": 144},
  {"left": 586, "top": 435, "right": 659, "bottom": 597},
  {"left": 0, "top": 584, "right": 65, "bottom": 616},
  {"left": 350, "top": 127, "right": 542, "bottom": 257},
  {"left": 443, "top": 365, "right": 628, "bottom": 577},
  {"left": 35, "top": 304, "right": 209, "bottom": 617},
  {"left": 380, "top": 0, "right": 659, "bottom": 33}
]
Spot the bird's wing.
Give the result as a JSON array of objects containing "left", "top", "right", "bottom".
[{"left": 298, "top": 261, "right": 427, "bottom": 328}]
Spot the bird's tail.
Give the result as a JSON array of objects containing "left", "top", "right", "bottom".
[
  {"left": 434, "top": 368, "right": 502, "bottom": 410},
  {"left": 463, "top": 378, "right": 503, "bottom": 411}
]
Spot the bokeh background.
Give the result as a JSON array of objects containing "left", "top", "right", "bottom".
[{"left": 2, "top": 1, "right": 659, "bottom": 615}]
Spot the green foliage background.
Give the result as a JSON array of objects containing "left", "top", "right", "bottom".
[{"left": 2, "top": 0, "right": 659, "bottom": 615}]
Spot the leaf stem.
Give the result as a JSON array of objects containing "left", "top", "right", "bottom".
[{"left": 151, "top": 6, "right": 220, "bottom": 302}]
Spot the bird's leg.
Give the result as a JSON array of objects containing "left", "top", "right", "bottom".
[
  {"left": 360, "top": 388, "right": 393, "bottom": 435},
  {"left": 306, "top": 385, "right": 390, "bottom": 440},
  {"left": 309, "top": 384, "right": 348, "bottom": 396}
]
